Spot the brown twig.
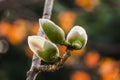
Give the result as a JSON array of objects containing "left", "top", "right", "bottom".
[
  {"left": 38, "top": 50, "right": 71, "bottom": 72},
  {"left": 26, "top": 49, "right": 71, "bottom": 80},
  {"left": 42, "top": 0, "right": 54, "bottom": 19},
  {"left": 26, "top": 0, "right": 71, "bottom": 80},
  {"left": 26, "top": 55, "right": 41, "bottom": 80}
]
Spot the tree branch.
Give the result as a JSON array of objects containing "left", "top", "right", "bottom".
[
  {"left": 26, "top": 0, "right": 54, "bottom": 80},
  {"left": 26, "top": 0, "right": 71, "bottom": 80},
  {"left": 26, "top": 54, "right": 41, "bottom": 80},
  {"left": 38, "top": 50, "right": 71, "bottom": 72},
  {"left": 42, "top": 0, "right": 54, "bottom": 19}
]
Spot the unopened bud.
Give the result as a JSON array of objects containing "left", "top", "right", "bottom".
[
  {"left": 39, "top": 19, "right": 66, "bottom": 45},
  {"left": 28, "top": 36, "right": 60, "bottom": 62},
  {"left": 66, "top": 26, "right": 87, "bottom": 49}
]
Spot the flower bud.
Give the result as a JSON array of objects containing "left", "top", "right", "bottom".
[
  {"left": 66, "top": 26, "right": 87, "bottom": 49},
  {"left": 28, "top": 36, "right": 60, "bottom": 62},
  {"left": 39, "top": 19, "right": 66, "bottom": 45}
]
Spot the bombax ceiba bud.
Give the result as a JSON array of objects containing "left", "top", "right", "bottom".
[
  {"left": 39, "top": 19, "right": 68, "bottom": 45},
  {"left": 66, "top": 26, "right": 87, "bottom": 49},
  {"left": 28, "top": 36, "right": 60, "bottom": 62}
]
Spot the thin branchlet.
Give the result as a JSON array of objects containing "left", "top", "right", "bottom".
[
  {"left": 38, "top": 50, "right": 71, "bottom": 72},
  {"left": 26, "top": 0, "right": 71, "bottom": 80}
]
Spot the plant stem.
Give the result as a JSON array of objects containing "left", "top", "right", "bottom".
[
  {"left": 26, "top": 0, "right": 72, "bottom": 80},
  {"left": 26, "top": 55, "right": 41, "bottom": 80},
  {"left": 26, "top": 0, "right": 54, "bottom": 80},
  {"left": 42, "top": 0, "right": 54, "bottom": 19},
  {"left": 38, "top": 49, "right": 71, "bottom": 72}
]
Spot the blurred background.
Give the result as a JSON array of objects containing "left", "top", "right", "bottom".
[{"left": 0, "top": 0, "right": 120, "bottom": 80}]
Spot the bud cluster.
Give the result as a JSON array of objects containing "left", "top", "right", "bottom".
[{"left": 28, "top": 19, "right": 88, "bottom": 62}]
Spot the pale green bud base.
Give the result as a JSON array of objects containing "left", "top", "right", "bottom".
[{"left": 59, "top": 41, "right": 82, "bottom": 50}]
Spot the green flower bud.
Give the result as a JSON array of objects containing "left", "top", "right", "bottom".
[
  {"left": 39, "top": 19, "right": 66, "bottom": 45},
  {"left": 28, "top": 36, "right": 60, "bottom": 62},
  {"left": 66, "top": 26, "right": 87, "bottom": 49}
]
